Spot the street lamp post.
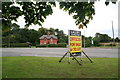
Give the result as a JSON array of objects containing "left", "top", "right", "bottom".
[
  {"left": 84, "top": 28, "right": 86, "bottom": 48},
  {"left": 112, "top": 21, "right": 115, "bottom": 46},
  {"left": 78, "top": 24, "right": 86, "bottom": 48}
]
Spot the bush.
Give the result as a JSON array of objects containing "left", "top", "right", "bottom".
[
  {"left": 2, "top": 44, "right": 9, "bottom": 47},
  {"left": 108, "top": 43, "right": 116, "bottom": 46},
  {"left": 36, "top": 43, "right": 67, "bottom": 48},
  {"left": 36, "top": 44, "right": 47, "bottom": 48},
  {"left": 2, "top": 43, "right": 29, "bottom": 47},
  {"left": 85, "top": 43, "right": 91, "bottom": 47},
  {"left": 47, "top": 44, "right": 57, "bottom": 47},
  {"left": 48, "top": 43, "right": 66, "bottom": 47},
  {"left": 57, "top": 43, "right": 66, "bottom": 47}
]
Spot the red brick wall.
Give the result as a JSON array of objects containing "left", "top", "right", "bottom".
[{"left": 40, "top": 38, "right": 58, "bottom": 45}]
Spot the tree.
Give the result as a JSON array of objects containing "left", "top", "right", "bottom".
[
  {"left": 93, "top": 37, "right": 100, "bottom": 46},
  {"left": 54, "top": 29, "right": 67, "bottom": 43},
  {"left": 2, "top": 1, "right": 116, "bottom": 31},
  {"left": 94, "top": 33, "right": 111, "bottom": 43},
  {"left": 2, "top": 2, "right": 55, "bottom": 31},
  {"left": 49, "top": 27, "right": 55, "bottom": 35},
  {"left": 11, "top": 23, "right": 20, "bottom": 30},
  {"left": 28, "top": 29, "right": 39, "bottom": 45},
  {"left": 59, "top": 2, "right": 95, "bottom": 27},
  {"left": 115, "top": 37, "right": 120, "bottom": 42},
  {"left": 81, "top": 35, "right": 92, "bottom": 47},
  {"left": 2, "top": 2, "right": 22, "bottom": 32},
  {"left": 100, "top": 34, "right": 111, "bottom": 42},
  {"left": 38, "top": 27, "right": 48, "bottom": 37},
  {"left": 93, "top": 33, "right": 101, "bottom": 46}
]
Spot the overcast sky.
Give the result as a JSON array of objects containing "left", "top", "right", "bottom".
[{"left": 14, "top": 1, "right": 118, "bottom": 37}]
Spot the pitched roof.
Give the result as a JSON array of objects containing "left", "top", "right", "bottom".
[{"left": 39, "top": 35, "right": 57, "bottom": 39}]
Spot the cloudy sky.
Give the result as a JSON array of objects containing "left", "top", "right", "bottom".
[{"left": 14, "top": 1, "right": 118, "bottom": 37}]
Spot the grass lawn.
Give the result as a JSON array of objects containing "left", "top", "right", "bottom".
[{"left": 2, "top": 56, "right": 118, "bottom": 78}]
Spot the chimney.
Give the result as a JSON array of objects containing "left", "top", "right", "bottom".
[{"left": 47, "top": 32, "right": 50, "bottom": 36}]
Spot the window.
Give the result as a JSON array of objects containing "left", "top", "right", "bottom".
[
  {"left": 51, "top": 38, "right": 53, "bottom": 41},
  {"left": 50, "top": 38, "right": 53, "bottom": 44},
  {"left": 44, "top": 39, "right": 46, "bottom": 44},
  {"left": 44, "top": 39, "right": 46, "bottom": 41},
  {"left": 44, "top": 42, "right": 46, "bottom": 44}
]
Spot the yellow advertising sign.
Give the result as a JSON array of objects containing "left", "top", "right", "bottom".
[{"left": 70, "top": 36, "right": 81, "bottom": 53}]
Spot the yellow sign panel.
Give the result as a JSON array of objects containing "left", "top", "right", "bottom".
[{"left": 70, "top": 36, "right": 81, "bottom": 53}]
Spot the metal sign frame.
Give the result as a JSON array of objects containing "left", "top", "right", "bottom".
[{"left": 59, "top": 30, "right": 93, "bottom": 65}]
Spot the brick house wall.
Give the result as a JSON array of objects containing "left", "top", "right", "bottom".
[{"left": 40, "top": 37, "right": 57, "bottom": 45}]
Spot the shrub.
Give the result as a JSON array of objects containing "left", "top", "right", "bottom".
[
  {"left": 2, "top": 44, "right": 9, "bottom": 47},
  {"left": 108, "top": 43, "right": 116, "bottom": 46},
  {"left": 36, "top": 43, "right": 67, "bottom": 48},
  {"left": 36, "top": 44, "right": 47, "bottom": 48},
  {"left": 47, "top": 43, "right": 66, "bottom": 47},
  {"left": 47, "top": 44, "right": 57, "bottom": 47},
  {"left": 57, "top": 43, "right": 66, "bottom": 47},
  {"left": 2, "top": 43, "right": 29, "bottom": 47}
]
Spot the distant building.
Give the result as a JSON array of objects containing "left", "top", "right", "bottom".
[{"left": 39, "top": 32, "right": 58, "bottom": 45}]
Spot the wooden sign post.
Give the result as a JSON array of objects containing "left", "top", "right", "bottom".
[{"left": 59, "top": 30, "right": 93, "bottom": 65}]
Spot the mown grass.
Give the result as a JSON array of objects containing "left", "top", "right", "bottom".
[{"left": 2, "top": 56, "right": 118, "bottom": 78}]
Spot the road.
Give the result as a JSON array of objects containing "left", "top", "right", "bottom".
[{"left": 2, "top": 48, "right": 119, "bottom": 58}]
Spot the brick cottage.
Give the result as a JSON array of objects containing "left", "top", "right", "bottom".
[{"left": 39, "top": 33, "right": 58, "bottom": 45}]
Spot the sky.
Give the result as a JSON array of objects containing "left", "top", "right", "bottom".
[{"left": 13, "top": 1, "right": 118, "bottom": 38}]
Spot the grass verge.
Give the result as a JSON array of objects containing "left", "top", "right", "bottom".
[{"left": 2, "top": 56, "right": 118, "bottom": 78}]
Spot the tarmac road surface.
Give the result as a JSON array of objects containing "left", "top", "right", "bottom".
[{"left": 2, "top": 48, "right": 119, "bottom": 58}]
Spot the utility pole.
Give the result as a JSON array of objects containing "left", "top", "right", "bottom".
[
  {"left": 112, "top": 21, "right": 115, "bottom": 45},
  {"left": 84, "top": 28, "right": 85, "bottom": 48},
  {"left": 78, "top": 24, "right": 85, "bottom": 48}
]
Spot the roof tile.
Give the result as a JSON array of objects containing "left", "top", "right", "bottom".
[{"left": 39, "top": 35, "right": 57, "bottom": 39}]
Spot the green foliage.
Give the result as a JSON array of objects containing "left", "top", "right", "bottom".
[
  {"left": 2, "top": 2, "right": 22, "bottom": 32},
  {"left": 36, "top": 43, "right": 66, "bottom": 48},
  {"left": 2, "top": 28, "right": 40, "bottom": 45},
  {"left": 18, "top": 2, "right": 55, "bottom": 27},
  {"left": 115, "top": 37, "right": 120, "bottom": 42},
  {"left": 49, "top": 27, "right": 55, "bottom": 35},
  {"left": 56, "top": 43, "right": 66, "bottom": 47},
  {"left": 36, "top": 44, "right": 47, "bottom": 48},
  {"left": 93, "top": 33, "right": 113, "bottom": 46},
  {"left": 93, "top": 37, "right": 101, "bottom": 46},
  {"left": 2, "top": 1, "right": 117, "bottom": 31},
  {"left": 59, "top": 38, "right": 66, "bottom": 43},
  {"left": 59, "top": 2, "right": 95, "bottom": 27},
  {"left": 95, "top": 33, "right": 111, "bottom": 42},
  {"left": 85, "top": 37, "right": 92, "bottom": 47},
  {"left": 2, "top": 43, "right": 29, "bottom": 47},
  {"left": 2, "top": 2, "right": 56, "bottom": 30},
  {"left": 2, "top": 25, "right": 119, "bottom": 48},
  {"left": 82, "top": 35, "right": 92, "bottom": 47},
  {"left": 55, "top": 29, "right": 67, "bottom": 43},
  {"left": 38, "top": 27, "right": 49, "bottom": 37},
  {"left": 108, "top": 43, "right": 116, "bottom": 46},
  {"left": 48, "top": 43, "right": 66, "bottom": 47},
  {"left": 28, "top": 29, "right": 39, "bottom": 45},
  {"left": 2, "top": 26, "right": 68, "bottom": 48},
  {"left": 47, "top": 44, "right": 57, "bottom": 47},
  {"left": 105, "top": 0, "right": 117, "bottom": 6}
]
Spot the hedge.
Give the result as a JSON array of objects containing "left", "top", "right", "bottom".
[
  {"left": 56, "top": 43, "right": 66, "bottom": 47},
  {"left": 36, "top": 44, "right": 47, "bottom": 48},
  {"left": 2, "top": 43, "right": 29, "bottom": 47},
  {"left": 36, "top": 43, "right": 67, "bottom": 48}
]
